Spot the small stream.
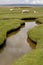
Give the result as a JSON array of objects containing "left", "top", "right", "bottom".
[{"left": 0, "top": 22, "right": 37, "bottom": 65}]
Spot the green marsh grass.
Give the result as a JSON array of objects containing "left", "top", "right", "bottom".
[{"left": 0, "top": 6, "right": 43, "bottom": 65}]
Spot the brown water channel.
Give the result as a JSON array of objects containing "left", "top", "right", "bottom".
[{"left": 0, "top": 22, "right": 37, "bottom": 65}]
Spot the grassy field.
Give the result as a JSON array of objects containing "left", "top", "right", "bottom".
[
  {"left": 12, "top": 49, "right": 43, "bottom": 65},
  {"left": 0, "top": 6, "right": 43, "bottom": 65},
  {"left": 0, "top": 19, "right": 25, "bottom": 45},
  {"left": 28, "top": 24, "right": 43, "bottom": 48}
]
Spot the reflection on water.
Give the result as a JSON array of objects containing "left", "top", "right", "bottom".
[{"left": 0, "top": 22, "right": 37, "bottom": 65}]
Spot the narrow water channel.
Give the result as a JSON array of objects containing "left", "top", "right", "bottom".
[{"left": 0, "top": 22, "right": 37, "bottom": 65}]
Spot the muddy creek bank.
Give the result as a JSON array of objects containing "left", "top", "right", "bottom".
[{"left": 0, "top": 22, "right": 37, "bottom": 65}]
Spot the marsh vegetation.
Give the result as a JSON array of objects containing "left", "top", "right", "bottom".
[{"left": 0, "top": 6, "right": 43, "bottom": 65}]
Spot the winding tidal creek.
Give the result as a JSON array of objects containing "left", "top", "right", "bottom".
[{"left": 0, "top": 22, "right": 37, "bottom": 65}]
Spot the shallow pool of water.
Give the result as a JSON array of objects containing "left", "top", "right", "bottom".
[{"left": 0, "top": 22, "right": 37, "bottom": 65}]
